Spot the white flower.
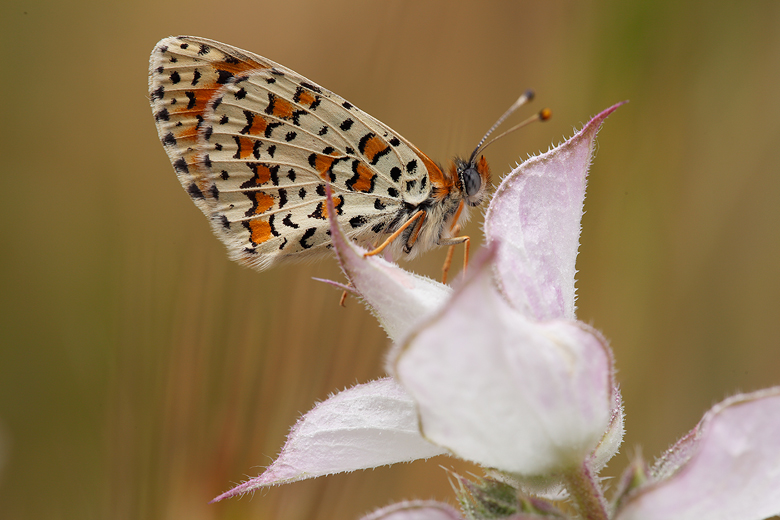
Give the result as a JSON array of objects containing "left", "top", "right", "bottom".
[{"left": 212, "top": 104, "right": 626, "bottom": 501}]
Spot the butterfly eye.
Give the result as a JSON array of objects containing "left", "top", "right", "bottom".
[{"left": 462, "top": 165, "right": 482, "bottom": 198}]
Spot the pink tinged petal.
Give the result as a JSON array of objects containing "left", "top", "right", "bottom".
[
  {"left": 360, "top": 500, "right": 464, "bottom": 520},
  {"left": 484, "top": 103, "right": 625, "bottom": 321},
  {"left": 212, "top": 378, "right": 446, "bottom": 502},
  {"left": 325, "top": 185, "right": 452, "bottom": 341},
  {"left": 392, "top": 250, "right": 614, "bottom": 476},
  {"left": 615, "top": 388, "right": 780, "bottom": 520}
]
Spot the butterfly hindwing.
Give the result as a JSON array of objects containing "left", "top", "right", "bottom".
[{"left": 150, "top": 35, "right": 437, "bottom": 270}]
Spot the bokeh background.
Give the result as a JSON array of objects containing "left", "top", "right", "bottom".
[{"left": 2, "top": 1, "right": 779, "bottom": 518}]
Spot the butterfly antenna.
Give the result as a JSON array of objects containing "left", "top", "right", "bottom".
[{"left": 468, "top": 90, "right": 551, "bottom": 164}]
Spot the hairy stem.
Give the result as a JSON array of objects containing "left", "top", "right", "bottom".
[{"left": 562, "top": 463, "right": 609, "bottom": 520}]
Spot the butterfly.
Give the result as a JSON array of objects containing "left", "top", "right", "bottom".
[{"left": 149, "top": 36, "right": 546, "bottom": 277}]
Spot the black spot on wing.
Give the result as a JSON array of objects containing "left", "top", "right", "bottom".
[
  {"left": 370, "top": 146, "right": 391, "bottom": 165},
  {"left": 371, "top": 222, "right": 386, "bottom": 233},
  {"left": 282, "top": 214, "right": 298, "bottom": 228},
  {"left": 216, "top": 70, "right": 234, "bottom": 84},
  {"left": 358, "top": 133, "right": 374, "bottom": 155},
  {"left": 300, "top": 228, "right": 316, "bottom": 249},
  {"left": 151, "top": 85, "right": 164, "bottom": 101},
  {"left": 174, "top": 158, "right": 189, "bottom": 174},
  {"left": 187, "top": 183, "right": 204, "bottom": 199},
  {"left": 269, "top": 214, "right": 280, "bottom": 236},
  {"left": 291, "top": 110, "right": 306, "bottom": 126},
  {"left": 265, "top": 122, "right": 283, "bottom": 138},
  {"left": 300, "top": 81, "right": 321, "bottom": 93},
  {"left": 350, "top": 216, "right": 367, "bottom": 228},
  {"left": 240, "top": 110, "right": 254, "bottom": 134}
]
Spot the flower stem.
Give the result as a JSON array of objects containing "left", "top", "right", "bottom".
[{"left": 562, "top": 463, "right": 609, "bottom": 520}]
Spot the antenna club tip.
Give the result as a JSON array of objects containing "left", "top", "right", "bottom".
[
  {"left": 539, "top": 108, "right": 552, "bottom": 121},
  {"left": 524, "top": 89, "right": 535, "bottom": 101}
]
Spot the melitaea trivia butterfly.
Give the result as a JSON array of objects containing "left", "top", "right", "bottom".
[{"left": 149, "top": 36, "right": 548, "bottom": 277}]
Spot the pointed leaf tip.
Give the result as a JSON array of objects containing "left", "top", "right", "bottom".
[
  {"left": 212, "top": 379, "right": 446, "bottom": 501},
  {"left": 484, "top": 102, "right": 624, "bottom": 321}
]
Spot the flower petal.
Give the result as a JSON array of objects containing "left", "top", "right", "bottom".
[
  {"left": 212, "top": 378, "right": 446, "bottom": 501},
  {"left": 325, "top": 185, "right": 452, "bottom": 341},
  {"left": 484, "top": 103, "right": 625, "bottom": 321},
  {"left": 360, "top": 501, "right": 463, "bottom": 520},
  {"left": 392, "top": 249, "right": 614, "bottom": 476},
  {"left": 615, "top": 388, "right": 780, "bottom": 520},
  {"left": 590, "top": 387, "right": 625, "bottom": 473}
]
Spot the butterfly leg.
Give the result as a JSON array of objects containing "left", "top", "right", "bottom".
[
  {"left": 363, "top": 210, "right": 425, "bottom": 258},
  {"left": 339, "top": 283, "right": 352, "bottom": 307},
  {"left": 439, "top": 231, "right": 470, "bottom": 284},
  {"left": 442, "top": 244, "right": 456, "bottom": 284}
]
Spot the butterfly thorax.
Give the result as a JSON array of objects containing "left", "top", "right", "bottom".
[{"left": 381, "top": 154, "right": 491, "bottom": 260}]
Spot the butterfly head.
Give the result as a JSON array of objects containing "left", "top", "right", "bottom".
[{"left": 453, "top": 155, "right": 491, "bottom": 206}]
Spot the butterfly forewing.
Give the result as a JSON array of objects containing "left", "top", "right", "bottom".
[{"left": 150, "top": 36, "right": 435, "bottom": 270}]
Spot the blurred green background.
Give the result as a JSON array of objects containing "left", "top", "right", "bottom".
[{"left": 2, "top": 0, "right": 779, "bottom": 518}]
